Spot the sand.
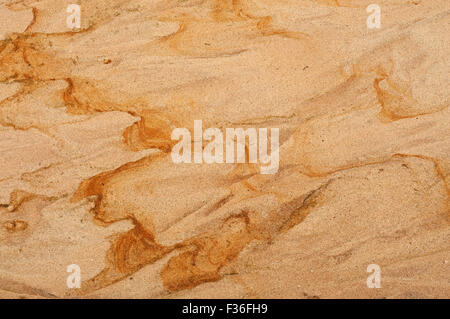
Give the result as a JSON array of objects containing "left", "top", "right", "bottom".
[{"left": 0, "top": 0, "right": 449, "bottom": 298}]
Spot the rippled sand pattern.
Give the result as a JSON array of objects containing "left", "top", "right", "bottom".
[{"left": 0, "top": 0, "right": 449, "bottom": 298}]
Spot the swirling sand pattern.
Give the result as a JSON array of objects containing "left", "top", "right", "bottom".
[{"left": 0, "top": 0, "right": 448, "bottom": 298}]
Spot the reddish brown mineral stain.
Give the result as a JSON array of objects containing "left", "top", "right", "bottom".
[{"left": 3, "top": 220, "right": 28, "bottom": 232}]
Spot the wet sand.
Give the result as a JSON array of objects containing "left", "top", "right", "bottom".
[{"left": 0, "top": 0, "right": 449, "bottom": 298}]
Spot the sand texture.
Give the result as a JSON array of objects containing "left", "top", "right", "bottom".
[{"left": 0, "top": 0, "right": 449, "bottom": 298}]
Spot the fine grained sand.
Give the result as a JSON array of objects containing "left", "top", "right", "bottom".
[{"left": 0, "top": 0, "right": 448, "bottom": 298}]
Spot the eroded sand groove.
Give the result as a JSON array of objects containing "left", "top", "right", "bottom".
[{"left": 0, "top": 0, "right": 449, "bottom": 298}]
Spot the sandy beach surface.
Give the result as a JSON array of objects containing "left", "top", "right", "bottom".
[{"left": 0, "top": 0, "right": 449, "bottom": 298}]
